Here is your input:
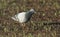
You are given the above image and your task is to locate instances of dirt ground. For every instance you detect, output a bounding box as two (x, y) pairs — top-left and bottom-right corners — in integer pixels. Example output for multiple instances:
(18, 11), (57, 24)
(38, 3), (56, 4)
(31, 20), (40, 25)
(0, 0), (60, 37)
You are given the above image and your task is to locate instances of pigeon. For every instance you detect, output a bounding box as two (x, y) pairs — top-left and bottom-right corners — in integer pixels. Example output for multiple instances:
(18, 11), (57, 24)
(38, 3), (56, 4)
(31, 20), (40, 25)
(11, 9), (35, 23)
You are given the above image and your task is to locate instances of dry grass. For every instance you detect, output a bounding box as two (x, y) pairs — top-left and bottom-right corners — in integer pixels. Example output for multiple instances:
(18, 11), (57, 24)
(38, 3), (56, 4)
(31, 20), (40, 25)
(0, 0), (60, 37)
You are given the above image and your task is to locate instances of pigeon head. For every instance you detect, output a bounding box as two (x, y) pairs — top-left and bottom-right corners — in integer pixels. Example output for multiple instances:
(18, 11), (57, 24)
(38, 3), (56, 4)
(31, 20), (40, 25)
(30, 9), (35, 12)
(28, 9), (35, 14)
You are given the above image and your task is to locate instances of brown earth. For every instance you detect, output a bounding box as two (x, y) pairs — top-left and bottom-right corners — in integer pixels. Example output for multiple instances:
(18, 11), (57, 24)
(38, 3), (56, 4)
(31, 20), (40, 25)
(0, 0), (60, 37)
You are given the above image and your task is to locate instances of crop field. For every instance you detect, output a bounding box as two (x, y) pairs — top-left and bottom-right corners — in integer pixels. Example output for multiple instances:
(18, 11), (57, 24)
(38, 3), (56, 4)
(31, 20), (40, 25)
(0, 0), (60, 37)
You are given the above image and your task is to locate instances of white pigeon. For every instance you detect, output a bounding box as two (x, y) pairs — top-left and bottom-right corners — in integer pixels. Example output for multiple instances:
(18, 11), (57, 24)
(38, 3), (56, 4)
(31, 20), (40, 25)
(11, 9), (35, 23)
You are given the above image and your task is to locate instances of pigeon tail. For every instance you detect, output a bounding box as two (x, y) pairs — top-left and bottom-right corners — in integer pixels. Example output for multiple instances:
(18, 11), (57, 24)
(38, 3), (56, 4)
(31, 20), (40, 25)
(11, 16), (18, 21)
